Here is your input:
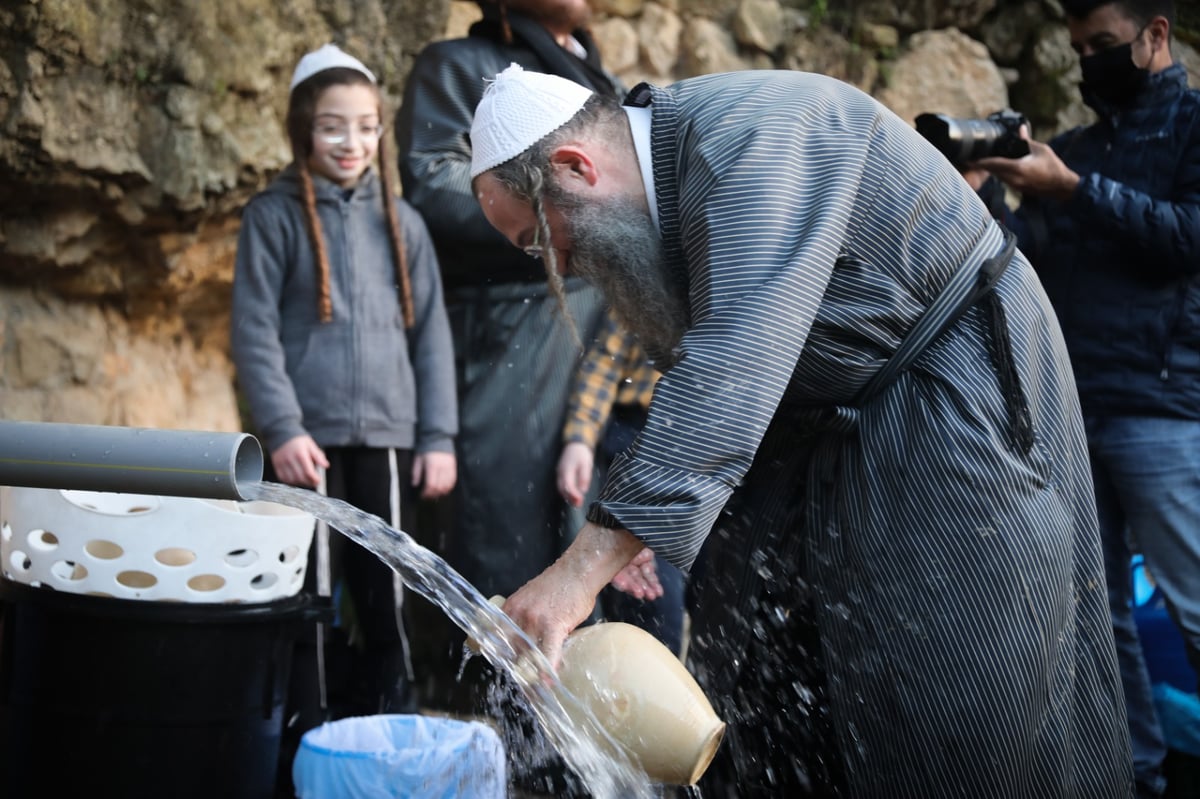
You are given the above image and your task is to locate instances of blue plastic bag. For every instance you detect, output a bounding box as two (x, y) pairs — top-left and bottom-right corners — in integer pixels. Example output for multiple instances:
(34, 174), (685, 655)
(1153, 683), (1200, 758)
(1132, 555), (1198, 692)
(1131, 556), (1200, 756)
(293, 714), (506, 798)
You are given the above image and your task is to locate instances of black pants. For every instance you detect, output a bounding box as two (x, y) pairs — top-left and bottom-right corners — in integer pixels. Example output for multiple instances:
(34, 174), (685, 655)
(275, 446), (419, 797)
(323, 446), (418, 714)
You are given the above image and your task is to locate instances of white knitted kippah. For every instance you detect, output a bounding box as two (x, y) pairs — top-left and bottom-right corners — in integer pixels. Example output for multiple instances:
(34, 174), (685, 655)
(290, 43), (376, 92)
(469, 63), (593, 178)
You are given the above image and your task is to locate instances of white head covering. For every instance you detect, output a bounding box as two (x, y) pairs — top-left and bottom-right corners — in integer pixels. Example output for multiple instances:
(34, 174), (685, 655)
(469, 63), (593, 178)
(290, 43), (376, 92)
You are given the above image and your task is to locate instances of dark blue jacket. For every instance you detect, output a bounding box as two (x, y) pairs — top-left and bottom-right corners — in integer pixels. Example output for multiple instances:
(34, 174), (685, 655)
(1013, 63), (1200, 419)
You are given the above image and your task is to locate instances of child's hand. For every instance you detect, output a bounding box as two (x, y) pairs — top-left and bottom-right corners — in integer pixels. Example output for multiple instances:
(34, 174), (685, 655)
(271, 435), (329, 488)
(414, 451), (456, 499)
(556, 441), (594, 508)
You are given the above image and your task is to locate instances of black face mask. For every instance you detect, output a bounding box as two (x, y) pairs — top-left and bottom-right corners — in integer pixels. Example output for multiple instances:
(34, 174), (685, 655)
(1079, 30), (1151, 109)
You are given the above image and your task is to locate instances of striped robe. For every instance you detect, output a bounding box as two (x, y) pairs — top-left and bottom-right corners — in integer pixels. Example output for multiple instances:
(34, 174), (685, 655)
(588, 72), (1133, 797)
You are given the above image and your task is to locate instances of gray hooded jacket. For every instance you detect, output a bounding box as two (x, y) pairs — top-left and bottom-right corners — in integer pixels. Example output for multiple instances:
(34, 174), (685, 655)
(231, 165), (456, 455)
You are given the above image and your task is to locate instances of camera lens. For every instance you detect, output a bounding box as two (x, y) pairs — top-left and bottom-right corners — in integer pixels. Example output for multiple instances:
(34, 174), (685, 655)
(915, 113), (1006, 165)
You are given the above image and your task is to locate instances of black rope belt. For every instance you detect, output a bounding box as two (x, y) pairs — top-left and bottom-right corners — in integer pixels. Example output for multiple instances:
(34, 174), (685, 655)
(854, 225), (1017, 408)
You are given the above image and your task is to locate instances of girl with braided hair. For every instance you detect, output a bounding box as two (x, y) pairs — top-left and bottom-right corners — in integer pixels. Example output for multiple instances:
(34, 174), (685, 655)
(231, 44), (457, 729)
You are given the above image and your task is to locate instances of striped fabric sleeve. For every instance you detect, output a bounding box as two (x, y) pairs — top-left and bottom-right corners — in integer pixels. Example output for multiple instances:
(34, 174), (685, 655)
(591, 84), (874, 570)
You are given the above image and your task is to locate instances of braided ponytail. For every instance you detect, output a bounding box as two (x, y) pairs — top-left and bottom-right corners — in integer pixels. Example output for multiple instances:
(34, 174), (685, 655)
(377, 133), (415, 328)
(298, 164), (334, 322)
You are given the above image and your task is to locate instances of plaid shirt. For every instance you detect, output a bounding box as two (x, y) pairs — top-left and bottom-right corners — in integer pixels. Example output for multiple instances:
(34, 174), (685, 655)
(563, 309), (659, 449)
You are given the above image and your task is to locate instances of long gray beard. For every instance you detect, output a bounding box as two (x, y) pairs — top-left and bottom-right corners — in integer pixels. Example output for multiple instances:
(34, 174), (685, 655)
(560, 193), (688, 368)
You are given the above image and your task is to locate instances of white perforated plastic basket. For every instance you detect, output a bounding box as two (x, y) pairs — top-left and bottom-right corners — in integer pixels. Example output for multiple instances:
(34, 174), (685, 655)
(0, 486), (315, 603)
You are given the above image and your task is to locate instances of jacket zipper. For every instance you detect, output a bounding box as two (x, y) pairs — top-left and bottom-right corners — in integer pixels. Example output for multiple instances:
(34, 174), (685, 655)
(341, 194), (364, 441)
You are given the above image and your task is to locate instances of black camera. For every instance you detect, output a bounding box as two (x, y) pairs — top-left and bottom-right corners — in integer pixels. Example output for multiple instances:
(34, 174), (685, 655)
(914, 109), (1030, 169)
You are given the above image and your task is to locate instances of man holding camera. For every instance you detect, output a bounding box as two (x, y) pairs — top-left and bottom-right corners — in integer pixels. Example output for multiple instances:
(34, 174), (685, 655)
(970, 2), (1200, 796)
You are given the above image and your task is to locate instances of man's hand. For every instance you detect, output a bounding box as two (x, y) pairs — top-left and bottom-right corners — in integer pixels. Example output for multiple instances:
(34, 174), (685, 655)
(611, 547), (664, 601)
(960, 167), (991, 191)
(414, 451), (456, 499)
(973, 133), (1080, 201)
(503, 522), (646, 669)
(556, 441), (594, 507)
(271, 434), (329, 488)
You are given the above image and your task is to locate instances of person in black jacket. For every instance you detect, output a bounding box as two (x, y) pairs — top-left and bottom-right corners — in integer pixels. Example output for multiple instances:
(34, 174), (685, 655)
(394, 3), (618, 792)
(970, 2), (1200, 796)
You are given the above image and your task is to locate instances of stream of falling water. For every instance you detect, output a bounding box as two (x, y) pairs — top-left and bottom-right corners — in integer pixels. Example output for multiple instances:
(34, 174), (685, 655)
(246, 481), (656, 799)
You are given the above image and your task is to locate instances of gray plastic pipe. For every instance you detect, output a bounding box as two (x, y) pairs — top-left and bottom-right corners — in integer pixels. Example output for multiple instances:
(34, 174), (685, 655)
(0, 421), (264, 501)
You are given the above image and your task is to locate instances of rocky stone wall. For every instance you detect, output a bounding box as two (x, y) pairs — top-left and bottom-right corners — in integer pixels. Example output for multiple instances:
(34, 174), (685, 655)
(0, 0), (447, 429)
(0, 0), (1196, 432)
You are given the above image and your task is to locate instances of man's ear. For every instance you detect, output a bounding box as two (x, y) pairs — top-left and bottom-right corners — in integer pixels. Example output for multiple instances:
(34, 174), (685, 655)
(548, 145), (600, 188)
(1144, 15), (1174, 70)
(1148, 15), (1170, 49)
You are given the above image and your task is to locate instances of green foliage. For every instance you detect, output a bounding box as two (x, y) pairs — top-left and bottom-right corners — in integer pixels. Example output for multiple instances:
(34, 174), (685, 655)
(878, 61), (893, 88)
(810, 0), (829, 28)
(1173, 0), (1198, 48)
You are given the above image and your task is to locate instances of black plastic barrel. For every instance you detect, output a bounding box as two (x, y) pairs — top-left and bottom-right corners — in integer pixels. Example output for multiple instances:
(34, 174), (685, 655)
(0, 578), (322, 799)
